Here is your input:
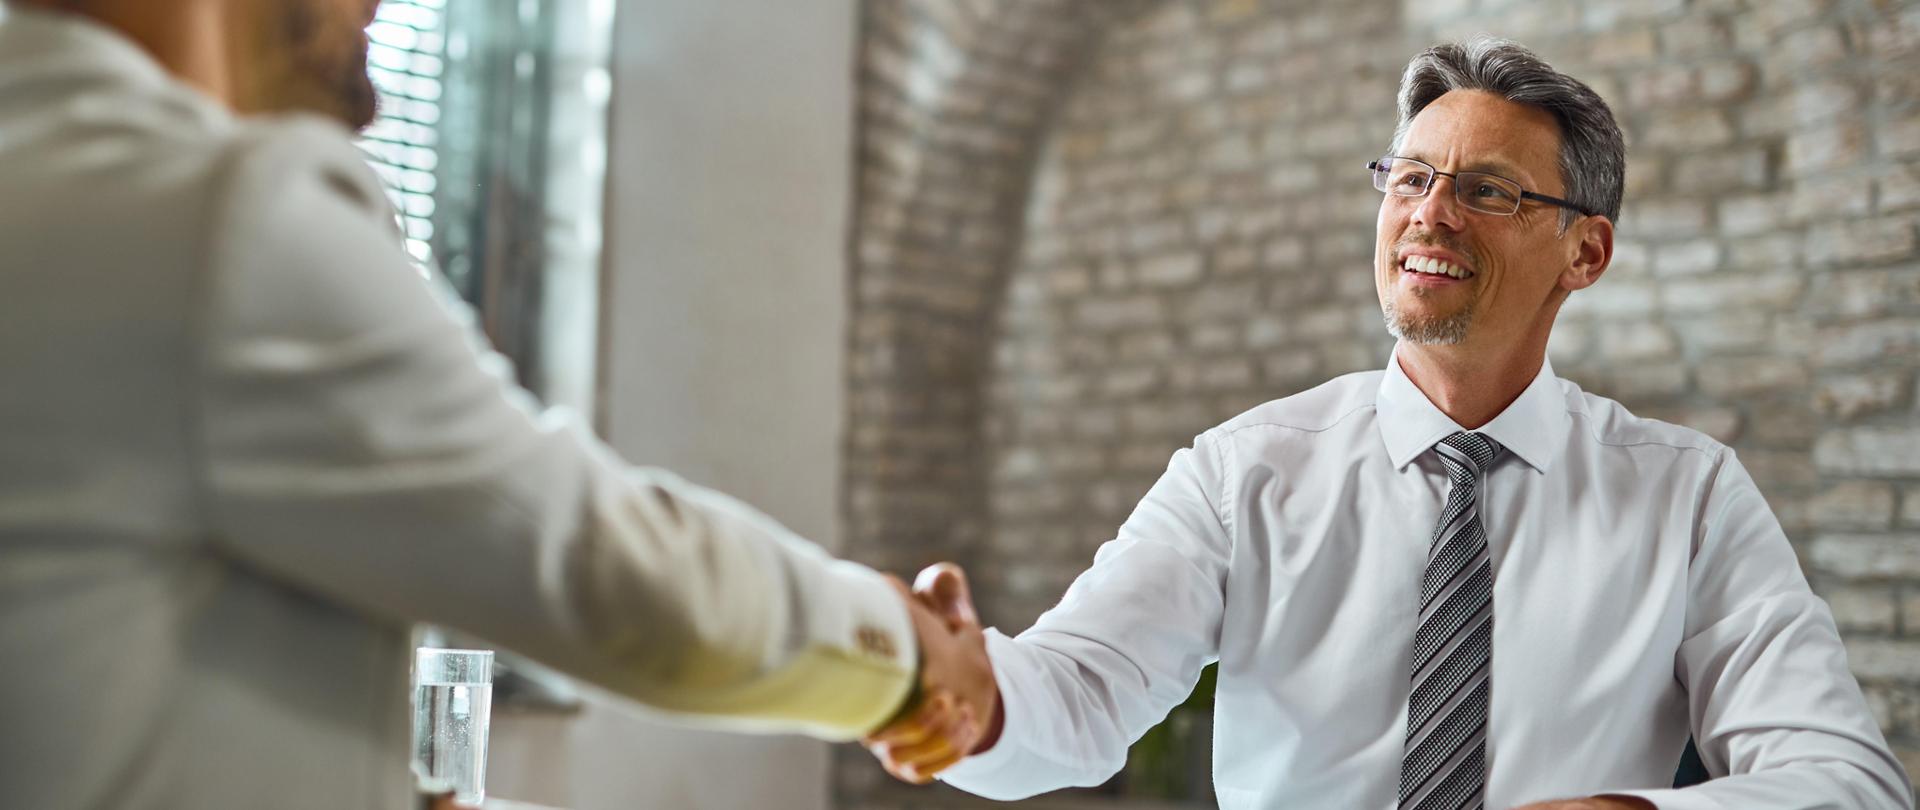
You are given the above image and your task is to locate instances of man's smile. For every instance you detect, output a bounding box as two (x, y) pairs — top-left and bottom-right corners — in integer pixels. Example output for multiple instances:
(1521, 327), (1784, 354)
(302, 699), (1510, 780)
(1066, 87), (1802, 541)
(1395, 246), (1478, 288)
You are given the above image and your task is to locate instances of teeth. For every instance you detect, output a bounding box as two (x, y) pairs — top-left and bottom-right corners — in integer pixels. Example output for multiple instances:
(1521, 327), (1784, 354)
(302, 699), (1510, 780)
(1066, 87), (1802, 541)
(1404, 256), (1469, 279)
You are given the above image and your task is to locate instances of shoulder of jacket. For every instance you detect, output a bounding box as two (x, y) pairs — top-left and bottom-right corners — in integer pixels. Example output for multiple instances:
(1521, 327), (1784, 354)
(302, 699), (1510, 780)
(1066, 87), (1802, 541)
(215, 115), (394, 223)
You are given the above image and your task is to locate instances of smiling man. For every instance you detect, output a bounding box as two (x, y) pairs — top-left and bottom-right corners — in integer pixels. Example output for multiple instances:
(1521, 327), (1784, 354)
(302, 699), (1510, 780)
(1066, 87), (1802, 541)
(865, 38), (1914, 809)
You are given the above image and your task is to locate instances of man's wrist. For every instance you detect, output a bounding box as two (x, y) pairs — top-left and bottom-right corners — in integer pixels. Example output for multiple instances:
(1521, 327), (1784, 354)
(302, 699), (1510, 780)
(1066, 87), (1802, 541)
(969, 694), (1005, 755)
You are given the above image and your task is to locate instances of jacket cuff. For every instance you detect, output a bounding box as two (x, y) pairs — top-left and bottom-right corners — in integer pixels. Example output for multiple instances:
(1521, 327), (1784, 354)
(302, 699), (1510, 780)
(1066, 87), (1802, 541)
(821, 559), (919, 738)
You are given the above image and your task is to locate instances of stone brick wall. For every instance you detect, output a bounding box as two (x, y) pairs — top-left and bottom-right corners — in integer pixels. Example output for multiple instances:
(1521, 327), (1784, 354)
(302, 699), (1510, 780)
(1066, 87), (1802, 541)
(843, 0), (1920, 804)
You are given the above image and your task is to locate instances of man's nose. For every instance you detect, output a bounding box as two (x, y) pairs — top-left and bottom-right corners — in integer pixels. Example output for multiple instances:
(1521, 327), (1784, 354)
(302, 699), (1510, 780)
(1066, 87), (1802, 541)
(1410, 175), (1466, 232)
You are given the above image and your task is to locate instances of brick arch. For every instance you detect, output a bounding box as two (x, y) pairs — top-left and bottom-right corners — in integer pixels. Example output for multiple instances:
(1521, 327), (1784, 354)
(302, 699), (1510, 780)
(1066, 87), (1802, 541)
(976, 0), (1410, 628)
(841, 0), (1156, 581)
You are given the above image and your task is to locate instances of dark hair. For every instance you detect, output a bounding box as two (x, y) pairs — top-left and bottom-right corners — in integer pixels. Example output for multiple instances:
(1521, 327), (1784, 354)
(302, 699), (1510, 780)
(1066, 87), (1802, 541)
(1391, 36), (1626, 228)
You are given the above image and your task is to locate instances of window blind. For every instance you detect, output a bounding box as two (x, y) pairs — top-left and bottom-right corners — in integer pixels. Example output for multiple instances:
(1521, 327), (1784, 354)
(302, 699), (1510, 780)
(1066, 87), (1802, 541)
(359, 0), (448, 263)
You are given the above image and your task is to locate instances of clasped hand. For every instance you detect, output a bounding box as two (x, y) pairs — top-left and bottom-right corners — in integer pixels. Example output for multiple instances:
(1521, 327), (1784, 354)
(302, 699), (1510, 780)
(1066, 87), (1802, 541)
(863, 563), (1000, 784)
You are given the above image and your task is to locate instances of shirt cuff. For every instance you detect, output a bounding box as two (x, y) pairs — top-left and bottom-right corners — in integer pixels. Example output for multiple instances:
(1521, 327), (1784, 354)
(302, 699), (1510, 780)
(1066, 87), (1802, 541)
(938, 629), (1028, 786)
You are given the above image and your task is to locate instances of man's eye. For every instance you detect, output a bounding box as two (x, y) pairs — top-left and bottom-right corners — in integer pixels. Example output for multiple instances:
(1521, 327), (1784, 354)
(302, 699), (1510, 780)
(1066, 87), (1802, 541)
(1472, 182), (1515, 199)
(1395, 173), (1431, 189)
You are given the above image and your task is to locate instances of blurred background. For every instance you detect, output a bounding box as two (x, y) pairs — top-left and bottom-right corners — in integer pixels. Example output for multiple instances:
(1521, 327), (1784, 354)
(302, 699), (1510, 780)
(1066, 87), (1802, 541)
(358, 0), (1920, 807)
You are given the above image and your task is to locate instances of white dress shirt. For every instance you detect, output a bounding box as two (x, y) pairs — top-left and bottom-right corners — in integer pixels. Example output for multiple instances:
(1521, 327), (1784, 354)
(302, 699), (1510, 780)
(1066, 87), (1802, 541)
(0, 10), (915, 810)
(940, 348), (1912, 809)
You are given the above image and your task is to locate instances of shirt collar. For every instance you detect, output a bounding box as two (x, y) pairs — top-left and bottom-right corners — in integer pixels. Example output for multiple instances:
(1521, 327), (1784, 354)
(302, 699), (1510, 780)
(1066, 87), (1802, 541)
(1374, 343), (1570, 474)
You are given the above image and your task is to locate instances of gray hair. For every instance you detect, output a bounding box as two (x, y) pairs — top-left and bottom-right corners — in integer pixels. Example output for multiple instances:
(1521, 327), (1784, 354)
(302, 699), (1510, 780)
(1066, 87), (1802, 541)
(1389, 37), (1626, 230)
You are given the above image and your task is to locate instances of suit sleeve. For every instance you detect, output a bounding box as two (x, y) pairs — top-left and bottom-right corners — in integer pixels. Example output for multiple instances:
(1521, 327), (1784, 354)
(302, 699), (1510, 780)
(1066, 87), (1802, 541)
(190, 120), (915, 741)
(1604, 450), (1913, 810)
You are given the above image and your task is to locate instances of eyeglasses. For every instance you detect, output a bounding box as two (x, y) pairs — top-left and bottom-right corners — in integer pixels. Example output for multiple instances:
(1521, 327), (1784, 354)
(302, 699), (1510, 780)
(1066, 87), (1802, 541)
(1367, 156), (1596, 218)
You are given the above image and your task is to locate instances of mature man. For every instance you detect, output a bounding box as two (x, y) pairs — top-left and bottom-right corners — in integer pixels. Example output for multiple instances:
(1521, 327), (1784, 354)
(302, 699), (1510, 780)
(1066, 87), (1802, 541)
(867, 39), (1914, 809)
(0, 1), (976, 808)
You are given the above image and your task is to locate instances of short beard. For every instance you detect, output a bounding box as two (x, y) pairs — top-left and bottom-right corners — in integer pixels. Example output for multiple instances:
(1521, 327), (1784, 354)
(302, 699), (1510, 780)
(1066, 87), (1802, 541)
(1382, 293), (1475, 345)
(283, 1), (380, 130)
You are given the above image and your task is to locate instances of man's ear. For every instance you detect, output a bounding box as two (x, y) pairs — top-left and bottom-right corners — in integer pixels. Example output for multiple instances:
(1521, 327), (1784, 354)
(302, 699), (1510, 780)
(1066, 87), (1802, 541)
(1560, 215), (1614, 293)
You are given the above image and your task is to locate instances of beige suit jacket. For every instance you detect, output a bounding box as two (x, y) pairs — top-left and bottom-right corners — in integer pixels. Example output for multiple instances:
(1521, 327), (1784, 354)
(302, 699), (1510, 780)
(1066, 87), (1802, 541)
(0, 9), (914, 809)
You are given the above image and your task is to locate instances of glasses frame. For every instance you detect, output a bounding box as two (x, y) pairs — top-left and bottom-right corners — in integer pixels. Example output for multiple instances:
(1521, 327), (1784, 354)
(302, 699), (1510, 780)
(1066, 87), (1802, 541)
(1367, 156), (1597, 218)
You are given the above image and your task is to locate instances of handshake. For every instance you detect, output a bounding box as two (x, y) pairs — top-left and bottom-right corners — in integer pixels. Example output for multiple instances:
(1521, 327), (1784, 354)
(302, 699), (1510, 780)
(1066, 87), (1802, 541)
(863, 563), (1001, 784)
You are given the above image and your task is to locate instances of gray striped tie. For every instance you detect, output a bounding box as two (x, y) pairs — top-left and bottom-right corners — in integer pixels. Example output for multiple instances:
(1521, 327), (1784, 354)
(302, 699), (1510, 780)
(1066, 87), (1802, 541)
(1400, 431), (1500, 810)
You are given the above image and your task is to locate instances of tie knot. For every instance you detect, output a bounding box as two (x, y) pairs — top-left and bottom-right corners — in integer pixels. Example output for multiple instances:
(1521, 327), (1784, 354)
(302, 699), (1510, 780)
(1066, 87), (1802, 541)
(1437, 431), (1500, 475)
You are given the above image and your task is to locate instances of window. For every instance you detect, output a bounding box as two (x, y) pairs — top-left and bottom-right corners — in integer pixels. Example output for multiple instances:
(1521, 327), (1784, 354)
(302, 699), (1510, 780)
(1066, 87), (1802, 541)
(360, 0), (447, 265)
(362, 0), (614, 712)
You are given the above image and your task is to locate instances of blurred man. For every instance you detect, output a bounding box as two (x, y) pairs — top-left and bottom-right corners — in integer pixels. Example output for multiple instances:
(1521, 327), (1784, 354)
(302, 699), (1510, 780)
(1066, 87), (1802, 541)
(868, 38), (1914, 809)
(0, 1), (977, 808)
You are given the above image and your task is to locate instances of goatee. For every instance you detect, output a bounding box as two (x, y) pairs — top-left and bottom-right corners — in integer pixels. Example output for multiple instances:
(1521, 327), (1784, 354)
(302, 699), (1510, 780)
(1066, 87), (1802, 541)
(1382, 293), (1474, 345)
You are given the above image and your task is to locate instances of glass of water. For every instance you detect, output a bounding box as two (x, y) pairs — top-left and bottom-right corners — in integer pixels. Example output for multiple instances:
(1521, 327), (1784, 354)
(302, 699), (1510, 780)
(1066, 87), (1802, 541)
(412, 648), (494, 806)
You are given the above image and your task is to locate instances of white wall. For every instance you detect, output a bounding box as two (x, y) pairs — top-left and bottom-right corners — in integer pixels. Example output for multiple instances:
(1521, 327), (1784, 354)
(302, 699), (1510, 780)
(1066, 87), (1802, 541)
(490, 0), (856, 808)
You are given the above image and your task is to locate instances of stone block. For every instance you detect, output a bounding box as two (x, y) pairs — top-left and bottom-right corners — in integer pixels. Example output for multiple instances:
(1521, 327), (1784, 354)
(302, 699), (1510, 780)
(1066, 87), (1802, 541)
(1589, 28), (1660, 66)
(1264, 352), (1319, 385)
(1662, 272), (1805, 313)
(1841, 638), (1920, 681)
(1196, 358), (1256, 390)
(1318, 342), (1378, 376)
(1187, 322), (1240, 352)
(1725, 233), (1805, 272)
(1749, 406), (1821, 449)
(1621, 199), (1711, 239)
(1879, 160), (1920, 213)
(1102, 366), (1162, 398)
(1786, 123), (1867, 175)
(1718, 194), (1788, 237)
(1698, 356), (1809, 396)
(1740, 447), (1822, 490)
(1137, 252), (1205, 287)
(1815, 427), (1920, 475)
(1812, 534), (1920, 579)
(1183, 281), (1263, 319)
(1605, 362), (1692, 401)
(1698, 59), (1757, 103)
(1791, 80), (1864, 127)
(1824, 584), (1899, 633)
(1807, 481), (1899, 530)
(1883, 117), (1920, 158)
(1564, 280), (1660, 318)
(1672, 310), (1772, 355)
(1653, 239), (1724, 276)
(1075, 295), (1165, 331)
(1292, 307), (1356, 341)
(1787, 173), (1874, 224)
(1813, 372), (1910, 421)
(1640, 109), (1736, 149)
(1262, 236), (1308, 268)
(1672, 147), (1771, 194)
(1626, 65), (1697, 107)
(1813, 320), (1920, 368)
(1806, 217), (1917, 267)
(1658, 16), (1731, 57)
(1597, 321), (1680, 361)
(1808, 268), (1920, 322)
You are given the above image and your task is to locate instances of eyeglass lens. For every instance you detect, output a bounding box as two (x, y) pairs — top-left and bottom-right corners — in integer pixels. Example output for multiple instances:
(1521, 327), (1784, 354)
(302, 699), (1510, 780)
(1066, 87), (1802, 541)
(1372, 158), (1524, 215)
